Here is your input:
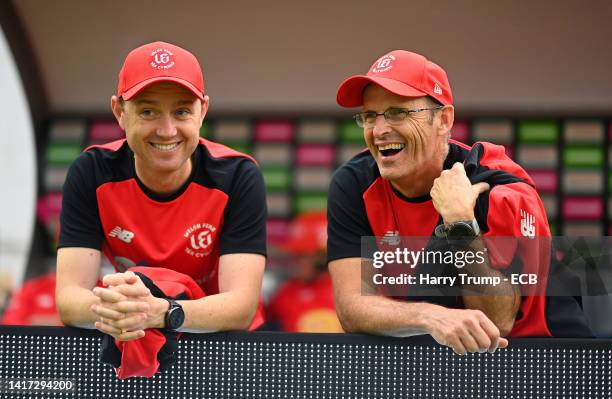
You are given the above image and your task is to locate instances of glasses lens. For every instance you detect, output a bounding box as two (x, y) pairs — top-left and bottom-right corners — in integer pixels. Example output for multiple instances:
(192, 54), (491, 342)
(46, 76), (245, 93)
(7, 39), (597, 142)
(353, 113), (366, 127)
(384, 108), (408, 123)
(363, 112), (378, 126)
(354, 112), (378, 127)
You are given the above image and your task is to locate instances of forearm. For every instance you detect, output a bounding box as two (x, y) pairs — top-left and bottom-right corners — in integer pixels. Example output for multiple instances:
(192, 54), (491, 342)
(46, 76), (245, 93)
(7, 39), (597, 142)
(148, 291), (259, 333)
(56, 286), (100, 329)
(336, 293), (443, 337)
(462, 292), (519, 336)
(458, 238), (520, 335)
(330, 256), (509, 354)
(56, 247), (103, 329)
(332, 257), (445, 337)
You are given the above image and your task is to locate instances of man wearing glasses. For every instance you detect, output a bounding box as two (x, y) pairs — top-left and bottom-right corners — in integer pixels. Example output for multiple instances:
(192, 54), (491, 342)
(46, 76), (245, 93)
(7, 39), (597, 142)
(327, 50), (588, 355)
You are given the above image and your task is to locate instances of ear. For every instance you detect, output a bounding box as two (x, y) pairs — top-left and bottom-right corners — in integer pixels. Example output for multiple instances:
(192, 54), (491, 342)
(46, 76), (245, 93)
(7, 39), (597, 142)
(199, 95), (210, 126)
(437, 105), (454, 137)
(110, 96), (126, 131)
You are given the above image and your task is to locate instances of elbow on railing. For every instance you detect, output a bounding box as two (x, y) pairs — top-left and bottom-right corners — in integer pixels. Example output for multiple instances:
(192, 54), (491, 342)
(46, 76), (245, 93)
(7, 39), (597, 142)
(333, 298), (365, 334)
(56, 302), (82, 328)
(233, 300), (260, 331)
(55, 288), (95, 329)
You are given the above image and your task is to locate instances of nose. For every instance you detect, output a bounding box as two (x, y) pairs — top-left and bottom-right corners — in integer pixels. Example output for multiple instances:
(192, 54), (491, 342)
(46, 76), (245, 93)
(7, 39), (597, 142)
(371, 114), (391, 138)
(156, 114), (178, 138)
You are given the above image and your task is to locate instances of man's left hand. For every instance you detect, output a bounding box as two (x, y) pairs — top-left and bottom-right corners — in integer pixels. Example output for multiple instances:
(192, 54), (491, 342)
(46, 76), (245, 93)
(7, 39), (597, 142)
(91, 271), (168, 341)
(431, 162), (490, 224)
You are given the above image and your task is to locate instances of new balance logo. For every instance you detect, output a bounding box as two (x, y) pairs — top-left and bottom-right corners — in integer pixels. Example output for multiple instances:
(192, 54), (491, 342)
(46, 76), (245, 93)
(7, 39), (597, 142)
(381, 230), (400, 246)
(433, 83), (443, 95)
(109, 226), (135, 243)
(520, 210), (535, 239)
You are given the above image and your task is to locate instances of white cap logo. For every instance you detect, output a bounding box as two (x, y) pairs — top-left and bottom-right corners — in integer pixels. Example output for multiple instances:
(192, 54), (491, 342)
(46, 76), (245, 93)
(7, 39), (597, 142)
(372, 55), (396, 73)
(433, 83), (443, 95)
(150, 48), (175, 70)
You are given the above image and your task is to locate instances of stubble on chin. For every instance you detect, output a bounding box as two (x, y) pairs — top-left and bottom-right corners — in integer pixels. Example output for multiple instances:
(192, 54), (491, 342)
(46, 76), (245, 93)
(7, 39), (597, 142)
(378, 161), (404, 182)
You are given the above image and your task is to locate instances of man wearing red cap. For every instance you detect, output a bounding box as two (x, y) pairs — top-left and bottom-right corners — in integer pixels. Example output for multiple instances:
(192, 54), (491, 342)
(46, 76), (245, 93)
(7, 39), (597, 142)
(329, 50), (591, 354)
(56, 41), (266, 341)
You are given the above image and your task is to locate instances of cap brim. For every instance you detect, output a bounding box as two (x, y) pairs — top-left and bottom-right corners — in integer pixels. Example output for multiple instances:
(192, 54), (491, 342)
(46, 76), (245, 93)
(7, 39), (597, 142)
(336, 75), (427, 107)
(121, 77), (205, 101)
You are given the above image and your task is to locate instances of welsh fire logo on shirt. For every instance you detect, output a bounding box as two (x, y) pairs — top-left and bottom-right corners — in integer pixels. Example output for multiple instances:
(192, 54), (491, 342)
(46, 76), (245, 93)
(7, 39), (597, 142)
(184, 223), (217, 257)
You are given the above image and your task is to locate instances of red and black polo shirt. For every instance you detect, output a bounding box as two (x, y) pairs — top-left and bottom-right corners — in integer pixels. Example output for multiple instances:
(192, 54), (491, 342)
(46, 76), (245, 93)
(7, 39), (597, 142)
(327, 139), (592, 338)
(59, 138), (266, 315)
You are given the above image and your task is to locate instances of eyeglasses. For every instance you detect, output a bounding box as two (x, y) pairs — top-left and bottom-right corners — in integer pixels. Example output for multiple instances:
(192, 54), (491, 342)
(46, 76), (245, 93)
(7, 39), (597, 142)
(353, 106), (443, 128)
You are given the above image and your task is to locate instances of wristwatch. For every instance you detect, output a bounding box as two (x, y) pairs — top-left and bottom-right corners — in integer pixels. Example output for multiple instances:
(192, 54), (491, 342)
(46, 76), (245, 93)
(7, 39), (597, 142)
(164, 299), (185, 331)
(435, 219), (480, 244)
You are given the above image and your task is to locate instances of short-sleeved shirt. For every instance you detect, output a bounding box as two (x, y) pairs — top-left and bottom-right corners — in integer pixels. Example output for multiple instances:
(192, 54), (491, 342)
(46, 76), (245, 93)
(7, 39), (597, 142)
(59, 138), (267, 299)
(327, 139), (590, 337)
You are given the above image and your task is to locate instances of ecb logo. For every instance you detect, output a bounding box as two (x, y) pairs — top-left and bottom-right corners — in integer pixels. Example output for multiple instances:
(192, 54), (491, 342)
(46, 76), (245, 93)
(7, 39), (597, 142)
(372, 55), (396, 73)
(150, 49), (175, 70)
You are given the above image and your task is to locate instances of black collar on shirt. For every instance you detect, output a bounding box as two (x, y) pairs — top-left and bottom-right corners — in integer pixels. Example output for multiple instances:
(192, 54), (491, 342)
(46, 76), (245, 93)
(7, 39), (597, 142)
(131, 146), (200, 203)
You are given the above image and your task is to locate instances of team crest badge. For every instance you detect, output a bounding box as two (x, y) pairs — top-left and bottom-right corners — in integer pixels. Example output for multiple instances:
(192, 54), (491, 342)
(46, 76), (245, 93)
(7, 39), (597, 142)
(150, 48), (175, 70)
(372, 55), (396, 73)
(184, 223), (218, 257)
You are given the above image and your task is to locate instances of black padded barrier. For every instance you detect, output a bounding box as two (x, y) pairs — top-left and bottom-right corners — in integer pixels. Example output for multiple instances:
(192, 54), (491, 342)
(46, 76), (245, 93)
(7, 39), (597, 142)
(0, 326), (610, 398)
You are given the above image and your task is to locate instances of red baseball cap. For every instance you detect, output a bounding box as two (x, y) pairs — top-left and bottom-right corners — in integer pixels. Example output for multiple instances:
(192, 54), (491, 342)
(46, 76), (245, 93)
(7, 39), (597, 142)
(282, 212), (327, 255)
(336, 50), (452, 107)
(117, 41), (205, 101)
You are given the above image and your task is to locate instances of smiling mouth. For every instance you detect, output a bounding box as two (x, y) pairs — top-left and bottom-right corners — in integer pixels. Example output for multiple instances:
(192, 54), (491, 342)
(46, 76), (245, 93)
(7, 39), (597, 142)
(378, 143), (405, 157)
(150, 142), (180, 152)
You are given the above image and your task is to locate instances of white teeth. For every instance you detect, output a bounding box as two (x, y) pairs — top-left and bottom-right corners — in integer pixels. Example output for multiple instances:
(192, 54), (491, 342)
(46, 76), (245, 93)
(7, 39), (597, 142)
(378, 143), (405, 151)
(151, 143), (179, 151)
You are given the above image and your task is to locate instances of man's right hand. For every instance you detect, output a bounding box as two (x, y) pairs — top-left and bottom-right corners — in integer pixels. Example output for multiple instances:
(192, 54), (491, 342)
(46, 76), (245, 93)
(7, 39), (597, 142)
(91, 271), (152, 341)
(425, 307), (509, 355)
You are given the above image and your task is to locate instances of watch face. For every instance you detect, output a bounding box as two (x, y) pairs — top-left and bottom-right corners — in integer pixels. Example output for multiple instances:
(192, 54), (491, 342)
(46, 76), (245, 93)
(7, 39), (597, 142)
(168, 307), (185, 330)
(447, 222), (476, 238)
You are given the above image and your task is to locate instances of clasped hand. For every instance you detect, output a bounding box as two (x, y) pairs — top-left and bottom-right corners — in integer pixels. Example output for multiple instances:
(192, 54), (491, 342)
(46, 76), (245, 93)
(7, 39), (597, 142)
(90, 271), (165, 341)
(430, 162), (490, 224)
